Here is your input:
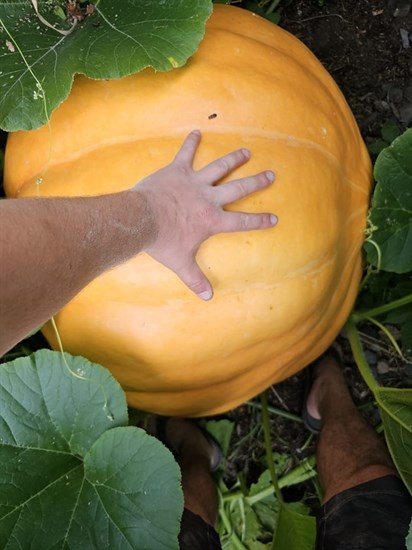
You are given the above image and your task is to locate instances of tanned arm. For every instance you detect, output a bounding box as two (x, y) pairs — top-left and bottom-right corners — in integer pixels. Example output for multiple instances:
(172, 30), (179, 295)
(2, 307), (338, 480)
(0, 131), (277, 355)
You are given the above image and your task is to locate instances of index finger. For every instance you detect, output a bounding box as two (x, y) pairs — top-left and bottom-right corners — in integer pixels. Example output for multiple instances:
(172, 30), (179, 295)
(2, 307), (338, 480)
(198, 148), (251, 184)
(174, 130), (202, 166)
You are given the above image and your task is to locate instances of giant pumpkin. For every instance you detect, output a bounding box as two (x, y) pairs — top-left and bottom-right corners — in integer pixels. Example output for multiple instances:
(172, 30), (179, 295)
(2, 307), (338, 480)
(4, 5), (372, 416)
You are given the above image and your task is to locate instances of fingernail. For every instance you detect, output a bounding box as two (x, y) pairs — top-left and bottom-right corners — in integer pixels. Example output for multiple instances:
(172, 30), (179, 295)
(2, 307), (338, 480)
(266, 170), (275, 182)
(270, 214), (278, 225)
(241, 148), (251, 159)
(192, 129), (201, 136)
(198, 289), (213, 301)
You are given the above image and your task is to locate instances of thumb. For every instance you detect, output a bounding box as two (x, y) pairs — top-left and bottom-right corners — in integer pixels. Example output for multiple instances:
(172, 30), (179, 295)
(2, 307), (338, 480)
(177, 261), (214, 301)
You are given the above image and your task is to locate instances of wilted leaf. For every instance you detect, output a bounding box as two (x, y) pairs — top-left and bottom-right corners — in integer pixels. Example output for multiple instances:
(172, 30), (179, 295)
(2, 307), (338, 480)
(228, 498), (273, 549)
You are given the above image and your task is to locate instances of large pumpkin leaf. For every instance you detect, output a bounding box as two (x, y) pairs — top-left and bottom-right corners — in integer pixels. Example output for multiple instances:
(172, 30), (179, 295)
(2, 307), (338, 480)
(0, 350), (183, 549)
(0, 0), (212, 131)
(364, 128), (412, 273)
(375, 386), (412, 494)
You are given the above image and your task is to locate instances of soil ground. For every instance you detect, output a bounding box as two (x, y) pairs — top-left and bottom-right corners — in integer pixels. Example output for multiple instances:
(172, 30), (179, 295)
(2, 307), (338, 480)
(223, 0), (412, 507)
(281, 0), (412, 139)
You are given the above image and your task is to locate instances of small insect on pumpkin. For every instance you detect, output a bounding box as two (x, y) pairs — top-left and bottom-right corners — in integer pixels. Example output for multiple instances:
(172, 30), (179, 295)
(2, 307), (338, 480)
(4, 5), (372, 416)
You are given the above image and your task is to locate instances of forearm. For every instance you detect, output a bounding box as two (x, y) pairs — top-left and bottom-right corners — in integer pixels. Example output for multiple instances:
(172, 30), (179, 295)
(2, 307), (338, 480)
(0, 190), (153, 355)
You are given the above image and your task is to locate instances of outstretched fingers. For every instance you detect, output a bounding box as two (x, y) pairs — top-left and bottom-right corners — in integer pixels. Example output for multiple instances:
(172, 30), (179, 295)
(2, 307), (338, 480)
(216, 170), (275, 205)
(199, 148), (252, 183)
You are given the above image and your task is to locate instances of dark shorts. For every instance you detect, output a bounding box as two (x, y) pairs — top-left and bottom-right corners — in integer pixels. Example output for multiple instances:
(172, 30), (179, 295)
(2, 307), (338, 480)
(316, 475), (412, 550)
(179, 509), (222, 550)
(179, 475), (412, 550)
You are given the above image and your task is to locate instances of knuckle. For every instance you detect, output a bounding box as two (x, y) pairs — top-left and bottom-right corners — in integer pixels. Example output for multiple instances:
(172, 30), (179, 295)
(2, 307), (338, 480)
(236, 180), (250, 197)
(238, 214), (251, 231)
(217, 158), (230, 173)
(238, 213), (268, 231)
(174, 163), (191, 177)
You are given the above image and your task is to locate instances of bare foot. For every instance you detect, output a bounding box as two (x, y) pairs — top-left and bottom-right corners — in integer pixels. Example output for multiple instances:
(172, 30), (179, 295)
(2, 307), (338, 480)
(306, 350), (349, 422)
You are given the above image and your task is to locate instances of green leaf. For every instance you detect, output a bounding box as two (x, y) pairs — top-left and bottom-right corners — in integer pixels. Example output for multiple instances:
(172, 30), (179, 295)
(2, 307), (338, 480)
(356, 271), (412, 314)
(272, 504), (316, 550)
(401, 321), (412, 358)
(219, 469), (279, 549)
(75, 427), (183, 549)
(249, 468), (276, 497)
(384, 305), (412, 356)
(203, 418), (234, 457)
(365, 129), (412, 273)
(0, 350), (183, 548)
(228, 498), (274, 549)
(0, 0), (213, 131)
(406, 518), (412, 550)
(265, 12), (281, 24)
(375, 386), (412, 494)
(367, 138), (389, 156)
(381, 119), (401, 144)
(220, 466), (317, 550)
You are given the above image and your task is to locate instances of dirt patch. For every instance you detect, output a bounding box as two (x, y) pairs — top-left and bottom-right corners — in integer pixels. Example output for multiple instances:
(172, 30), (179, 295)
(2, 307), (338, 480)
(280, 0), (412, 140)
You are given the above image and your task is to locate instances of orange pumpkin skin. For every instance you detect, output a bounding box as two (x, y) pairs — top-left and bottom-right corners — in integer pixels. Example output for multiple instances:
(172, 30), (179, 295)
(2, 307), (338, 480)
(4, 5), (372, 416)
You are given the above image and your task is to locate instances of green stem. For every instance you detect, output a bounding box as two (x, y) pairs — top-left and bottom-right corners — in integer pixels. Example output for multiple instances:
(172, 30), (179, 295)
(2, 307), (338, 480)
(246, 486), (275, 506)
(222, 456), (317, 506)
(247, 400), (303, 423)
(359, 264), (377, 291)
(266, 0), (281, 14)
(312, 476), (324, 502)
(352, 294), (412, 322)
(218, 490), (248, 550)
(260, 391), (284, 504)
(361, 315), (408, 361)
(345, 318), (379, 393)
(277, 455), (317, 489)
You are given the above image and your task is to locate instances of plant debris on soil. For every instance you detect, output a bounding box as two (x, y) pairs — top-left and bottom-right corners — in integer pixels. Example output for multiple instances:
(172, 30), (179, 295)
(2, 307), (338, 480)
(222, 0), (412, 508)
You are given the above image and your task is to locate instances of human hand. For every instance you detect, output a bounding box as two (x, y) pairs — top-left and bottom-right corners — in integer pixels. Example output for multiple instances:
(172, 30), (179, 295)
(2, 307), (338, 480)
(136, 130), (277, 300)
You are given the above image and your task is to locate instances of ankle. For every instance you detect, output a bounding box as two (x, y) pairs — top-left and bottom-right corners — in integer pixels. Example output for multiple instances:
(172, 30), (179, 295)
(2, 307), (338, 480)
(317, 382), (356, 419)
(308, 356), (351, 420)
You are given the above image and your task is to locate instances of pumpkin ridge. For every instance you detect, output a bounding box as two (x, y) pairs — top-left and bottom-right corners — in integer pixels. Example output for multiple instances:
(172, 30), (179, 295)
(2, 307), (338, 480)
(23, 128), (367, 197)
